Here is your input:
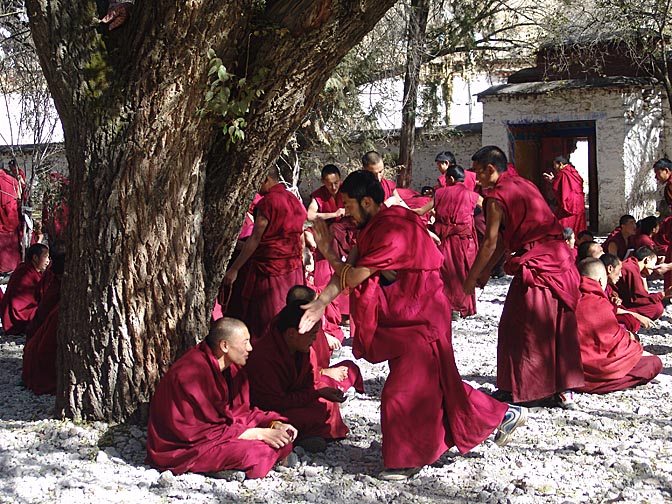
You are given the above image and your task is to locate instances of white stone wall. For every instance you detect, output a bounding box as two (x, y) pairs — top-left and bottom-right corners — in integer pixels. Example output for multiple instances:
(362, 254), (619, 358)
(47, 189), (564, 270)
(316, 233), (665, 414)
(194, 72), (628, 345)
(480, 85), (667, 232)
(299, 130), (482, 201)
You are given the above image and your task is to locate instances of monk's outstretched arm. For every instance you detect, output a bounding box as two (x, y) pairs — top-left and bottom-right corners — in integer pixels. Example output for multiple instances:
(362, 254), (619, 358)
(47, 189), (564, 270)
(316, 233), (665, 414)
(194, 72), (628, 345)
(222, 215), (269, 286)
(464, 198), (504, 294)
(413, 199), (434, 216)
(307, 198), (344, 221)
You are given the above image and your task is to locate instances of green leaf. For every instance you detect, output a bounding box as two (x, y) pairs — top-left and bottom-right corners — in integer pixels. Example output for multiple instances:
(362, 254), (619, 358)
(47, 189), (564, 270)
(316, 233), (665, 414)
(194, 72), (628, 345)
(217, 65), (228, 81)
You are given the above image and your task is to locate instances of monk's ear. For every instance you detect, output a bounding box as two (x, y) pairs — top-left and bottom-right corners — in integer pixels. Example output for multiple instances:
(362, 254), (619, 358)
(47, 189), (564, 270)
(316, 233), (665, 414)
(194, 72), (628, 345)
(218, 339), (229, 354)
(361, 195), (374, 210)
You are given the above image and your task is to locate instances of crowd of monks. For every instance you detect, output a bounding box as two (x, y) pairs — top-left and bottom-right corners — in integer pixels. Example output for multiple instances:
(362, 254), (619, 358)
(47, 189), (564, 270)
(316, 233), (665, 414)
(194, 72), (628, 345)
(5, 148), (671, 481)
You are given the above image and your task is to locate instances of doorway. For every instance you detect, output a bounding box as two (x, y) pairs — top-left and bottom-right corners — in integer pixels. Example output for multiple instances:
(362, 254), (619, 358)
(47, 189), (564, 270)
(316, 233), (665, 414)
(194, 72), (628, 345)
(507, 121), (597, 231)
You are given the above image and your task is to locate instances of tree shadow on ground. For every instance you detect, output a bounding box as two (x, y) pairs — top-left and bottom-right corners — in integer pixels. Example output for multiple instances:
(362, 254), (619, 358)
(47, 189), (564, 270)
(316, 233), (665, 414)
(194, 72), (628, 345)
(460, 374), (497, 386)
(0, 354), (55, 421)
(643, 344), (672, 355)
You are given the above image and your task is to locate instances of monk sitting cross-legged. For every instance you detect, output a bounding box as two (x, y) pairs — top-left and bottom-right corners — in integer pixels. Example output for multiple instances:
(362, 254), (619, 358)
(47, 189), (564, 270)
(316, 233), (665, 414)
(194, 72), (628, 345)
(246, 301), (350, 453)
(575, 258), (662, 394)
(615, 246), (669, 321)
(0, 243), (50, 335)
(285, 285), (363, 396)
(145, 318), (298, 479)
(300, 170), (526, 481)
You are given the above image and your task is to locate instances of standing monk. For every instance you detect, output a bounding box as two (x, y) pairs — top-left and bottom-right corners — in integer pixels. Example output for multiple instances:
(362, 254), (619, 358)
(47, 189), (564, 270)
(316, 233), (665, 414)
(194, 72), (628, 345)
(653, 158), (672, 289)
(465, 146), (584, 407)
(146, 318), (297, 479)
(222, 167), (307, 340)
(299, 170), (526, 481)
(361, 151), (408, 208)
(415, 165), (481, 316)
(543, 156), (586, 234)
(434, 151), (477, 192)
(0, 160), (24, 272)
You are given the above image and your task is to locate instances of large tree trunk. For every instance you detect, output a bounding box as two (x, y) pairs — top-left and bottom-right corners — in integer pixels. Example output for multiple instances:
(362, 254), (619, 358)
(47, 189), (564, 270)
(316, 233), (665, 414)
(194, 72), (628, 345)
(26, 0), (395, 422)
(397, 0), (430, 188)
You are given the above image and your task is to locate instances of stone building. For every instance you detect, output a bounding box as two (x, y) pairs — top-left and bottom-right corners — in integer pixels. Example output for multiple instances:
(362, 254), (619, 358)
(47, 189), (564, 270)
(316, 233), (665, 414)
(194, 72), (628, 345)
(477, 42), (671, 232)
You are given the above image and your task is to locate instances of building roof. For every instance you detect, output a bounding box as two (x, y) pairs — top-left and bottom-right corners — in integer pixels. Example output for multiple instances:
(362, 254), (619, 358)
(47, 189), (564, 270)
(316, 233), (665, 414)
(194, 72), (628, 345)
(477, 76), (657, 100)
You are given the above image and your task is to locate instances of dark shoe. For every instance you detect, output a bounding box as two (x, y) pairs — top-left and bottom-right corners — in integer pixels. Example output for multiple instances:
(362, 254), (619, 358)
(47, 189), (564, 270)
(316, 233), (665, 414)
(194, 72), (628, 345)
(494, 405), (527, 447)
(490, 265), (506, 278)
(295, 436), (327, 453)
(378, 467), (422, 481)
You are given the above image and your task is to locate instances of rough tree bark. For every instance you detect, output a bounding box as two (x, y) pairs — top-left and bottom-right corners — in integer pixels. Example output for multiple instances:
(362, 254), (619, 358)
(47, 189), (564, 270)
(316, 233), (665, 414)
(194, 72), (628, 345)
(26, 0), (395, 422)
(397, 0), (430, 188)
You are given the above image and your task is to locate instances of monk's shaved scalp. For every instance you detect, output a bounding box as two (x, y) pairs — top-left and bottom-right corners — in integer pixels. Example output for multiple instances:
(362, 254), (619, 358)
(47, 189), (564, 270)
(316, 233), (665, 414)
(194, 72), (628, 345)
(600, 253), (621, 269)
(206, 317), (248, 351)
(446, 165), (465, 182)
(276, 301), (305, 333)
(577, 240), (602, 261)
(619, 214), (635, 226)
(286, 285), (316, 304)
(361, 150), (383, 168)
(578, 257), (607, 280)
(471, 145), (508, 173)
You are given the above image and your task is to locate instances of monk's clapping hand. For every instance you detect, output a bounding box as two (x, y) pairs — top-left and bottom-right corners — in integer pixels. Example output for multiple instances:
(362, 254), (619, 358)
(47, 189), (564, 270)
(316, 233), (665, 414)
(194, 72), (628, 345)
(311, 218), (334, 252)
(317, 387), (346, 403)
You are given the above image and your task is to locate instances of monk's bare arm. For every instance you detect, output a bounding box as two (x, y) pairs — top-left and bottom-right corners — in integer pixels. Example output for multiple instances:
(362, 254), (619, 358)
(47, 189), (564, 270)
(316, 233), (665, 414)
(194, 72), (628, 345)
(307, 198), (344, 221)
(607, 241), (618, 256)
(222, 215), (269, 286)
(386, 188), (410, 209)
(413, 199), (434, 216)
(464, 199), (503, 294)
(238, 426), (294, 448)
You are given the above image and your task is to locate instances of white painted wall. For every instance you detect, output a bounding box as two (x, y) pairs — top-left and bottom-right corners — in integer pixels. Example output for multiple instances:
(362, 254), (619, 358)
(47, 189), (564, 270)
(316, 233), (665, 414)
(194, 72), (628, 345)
(480, 86), (667, 232)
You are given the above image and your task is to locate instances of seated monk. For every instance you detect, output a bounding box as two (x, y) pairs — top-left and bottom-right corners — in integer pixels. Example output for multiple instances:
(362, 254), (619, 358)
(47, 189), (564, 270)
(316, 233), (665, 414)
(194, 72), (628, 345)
(25, 247), (65, 341)
(246, 301), (349, 452)
(602, 215), (636, 259)
(576, 240), (603, 264)
(575, 258), (662, 393)
(629, 216), (662, 254)
(575, 230), (594, 247)
(285, 285), (363, 395)
(146, 318), (298, 479)
(599, 253), (654, 333)
(22, 305), (59, 395)
(563, 227), (577, 261)
(0, 243), (50, 335)
(615, 246), (668, 320)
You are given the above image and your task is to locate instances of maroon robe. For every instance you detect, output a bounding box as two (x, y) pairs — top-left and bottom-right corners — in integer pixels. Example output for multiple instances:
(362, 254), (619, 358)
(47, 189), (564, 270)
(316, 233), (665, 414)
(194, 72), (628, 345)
(434, 183), (480, 316)
(551, 163), (586, 233)
(309, 185), (351, 333)
(0, 261), (42, 335)
(351, 205), (507, 468)
(615, 256), (664, 320)
(226, 184), (307, 340)
(0, 169), (22, 272)
(602, 228), (629, 259)
(25, 274), (60, 341)
(629, 232), (657, 252)
(436, 171), (477, 192)
(654, 216), (672, 256)
(22, 304), (59, 395)
(380, 178), (397, 201)
(486, 174), (584, 403)
(146, 341), (291, 479)
(41, 173), (69, 244)
(245, 324), (349, 440)
(575, 277), (660, 393)
(605, 284), (642, 333)
(310, 323), (364, 394)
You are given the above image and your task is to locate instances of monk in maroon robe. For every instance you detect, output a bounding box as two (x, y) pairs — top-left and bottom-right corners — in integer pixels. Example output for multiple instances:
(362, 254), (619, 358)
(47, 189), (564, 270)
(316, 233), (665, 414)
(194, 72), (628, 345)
(25, 248), (64, 341)
(654, 159), (672, 289)
(629, 216), (662, 253)
(146, 318), (297, 479)
(465, 146), (584, 406)
(434, 151), (478, 192)
(0, 244), (49, 335)
(361, 151), (408, 207)
(0, 163), (24, 272)
(22, 304), (59, 395)
(300, 170), (525, 481)
(599, 253), (654, 333)
(603, 215), (637, 259)
(415, 165), (481, 316)
(615, 247), (666, 320)
(575, 259), (662, 393)
(543, 156), (586, 234)
(41, 172), (69, 246)
(246, 302), (349, 449)
(222, 167), (307, 340)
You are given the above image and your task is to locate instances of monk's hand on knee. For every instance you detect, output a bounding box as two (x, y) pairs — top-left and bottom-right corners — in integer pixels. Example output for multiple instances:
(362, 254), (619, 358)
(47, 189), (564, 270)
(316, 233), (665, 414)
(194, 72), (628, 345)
(261, 428), (293, 448)
(318, 387), (345, 403)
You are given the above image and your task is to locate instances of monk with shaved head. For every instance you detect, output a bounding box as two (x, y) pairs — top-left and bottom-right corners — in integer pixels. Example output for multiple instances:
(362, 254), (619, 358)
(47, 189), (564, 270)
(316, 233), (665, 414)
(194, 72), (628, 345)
(146, 317), (298, 479)
(575, 259), (662, 393)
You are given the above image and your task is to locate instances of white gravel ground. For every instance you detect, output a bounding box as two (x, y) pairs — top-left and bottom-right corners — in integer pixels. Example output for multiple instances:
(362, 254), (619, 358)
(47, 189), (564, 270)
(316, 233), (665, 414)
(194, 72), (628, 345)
(2, 275), (672, 503)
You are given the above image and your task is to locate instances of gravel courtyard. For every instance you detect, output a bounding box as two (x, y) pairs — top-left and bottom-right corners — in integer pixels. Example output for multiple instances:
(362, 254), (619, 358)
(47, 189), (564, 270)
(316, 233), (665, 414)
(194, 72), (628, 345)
(1, 275), (672, 503)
